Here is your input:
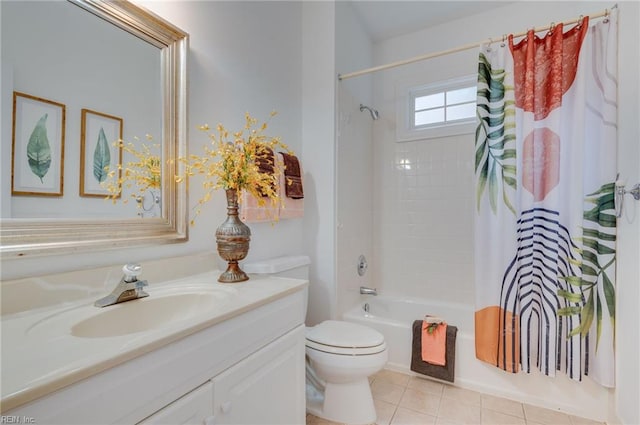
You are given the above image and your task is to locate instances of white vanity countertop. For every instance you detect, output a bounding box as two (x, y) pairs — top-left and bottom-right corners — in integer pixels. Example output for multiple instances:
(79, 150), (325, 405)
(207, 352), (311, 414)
(0, 272), (307, 412)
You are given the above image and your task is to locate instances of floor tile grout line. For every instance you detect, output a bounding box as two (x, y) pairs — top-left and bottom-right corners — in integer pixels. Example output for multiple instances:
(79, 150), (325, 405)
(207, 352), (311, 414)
(434, 388), (443, 422)
(376, 375), (444, 425)
(389, 382), (408, 425)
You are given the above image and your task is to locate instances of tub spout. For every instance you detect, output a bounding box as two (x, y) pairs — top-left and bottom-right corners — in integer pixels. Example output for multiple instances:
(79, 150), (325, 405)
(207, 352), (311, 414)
(360, 286), (377, 296)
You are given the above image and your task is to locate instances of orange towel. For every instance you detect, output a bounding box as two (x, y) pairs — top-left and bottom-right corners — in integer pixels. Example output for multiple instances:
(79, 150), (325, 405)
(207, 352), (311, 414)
(421, 320), (448, 366)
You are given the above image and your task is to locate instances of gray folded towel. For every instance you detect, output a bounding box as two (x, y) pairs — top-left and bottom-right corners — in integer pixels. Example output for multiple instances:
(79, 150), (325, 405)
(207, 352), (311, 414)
(411, 319), (457, 382)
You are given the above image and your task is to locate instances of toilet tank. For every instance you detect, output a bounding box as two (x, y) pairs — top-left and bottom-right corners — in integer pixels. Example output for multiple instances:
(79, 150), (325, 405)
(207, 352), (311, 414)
(243, 255), (310, 279)
(244, 256), (310, 318)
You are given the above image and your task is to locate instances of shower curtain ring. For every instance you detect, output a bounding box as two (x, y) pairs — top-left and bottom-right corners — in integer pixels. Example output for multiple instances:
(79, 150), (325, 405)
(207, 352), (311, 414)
(501, 34), (506, 47)
(548, 22), (555, 35)
(486, 37), (493, 51)
(604, 8), (609, 23)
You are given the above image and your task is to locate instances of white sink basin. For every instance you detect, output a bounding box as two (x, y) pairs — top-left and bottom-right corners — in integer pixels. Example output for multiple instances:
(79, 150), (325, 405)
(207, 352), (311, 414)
(25, 284), (237, 339)
(72, 291), (230, 338)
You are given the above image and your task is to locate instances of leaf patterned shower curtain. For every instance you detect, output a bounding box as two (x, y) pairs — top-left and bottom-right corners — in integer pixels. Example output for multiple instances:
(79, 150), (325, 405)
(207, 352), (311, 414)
(474, 10), (618, 387)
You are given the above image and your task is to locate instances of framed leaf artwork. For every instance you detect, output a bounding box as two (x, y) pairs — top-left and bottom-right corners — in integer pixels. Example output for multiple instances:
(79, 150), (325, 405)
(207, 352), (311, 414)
(11, 92), (66, 196)
(79, 109), (123, 197)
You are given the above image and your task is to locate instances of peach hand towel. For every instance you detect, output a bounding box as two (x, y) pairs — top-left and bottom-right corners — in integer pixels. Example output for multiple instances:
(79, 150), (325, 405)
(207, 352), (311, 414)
(240, 189), (279, 222)
(421, 320), (448, 366)
(240, 147), (279, 222)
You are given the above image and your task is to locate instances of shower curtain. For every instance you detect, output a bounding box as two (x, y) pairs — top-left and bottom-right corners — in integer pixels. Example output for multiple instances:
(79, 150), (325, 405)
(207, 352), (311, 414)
(474, 11), (618, 387)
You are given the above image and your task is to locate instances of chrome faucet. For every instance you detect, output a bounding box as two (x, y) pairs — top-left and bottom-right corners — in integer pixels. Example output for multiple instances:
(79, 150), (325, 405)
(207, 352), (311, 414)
(95, 264), (149, 308)
(359, 286), (377, 296)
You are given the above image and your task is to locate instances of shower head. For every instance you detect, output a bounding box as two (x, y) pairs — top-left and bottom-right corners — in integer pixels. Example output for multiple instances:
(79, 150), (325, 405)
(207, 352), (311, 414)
(360, 104), (379, 120)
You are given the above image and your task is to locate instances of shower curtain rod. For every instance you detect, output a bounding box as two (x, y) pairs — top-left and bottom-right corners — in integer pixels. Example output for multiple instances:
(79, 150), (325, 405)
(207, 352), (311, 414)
(338, 5), (616, 81)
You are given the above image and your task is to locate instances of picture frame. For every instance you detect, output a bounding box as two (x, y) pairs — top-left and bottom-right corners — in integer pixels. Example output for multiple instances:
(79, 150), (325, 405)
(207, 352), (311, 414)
(11, 91), (66, 196)
(80, 108), (123, 198)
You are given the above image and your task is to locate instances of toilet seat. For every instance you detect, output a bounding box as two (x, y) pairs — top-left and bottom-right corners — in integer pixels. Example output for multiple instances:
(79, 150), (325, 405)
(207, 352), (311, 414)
(306, 320), (386, 355)
(306, 340), (386, 356)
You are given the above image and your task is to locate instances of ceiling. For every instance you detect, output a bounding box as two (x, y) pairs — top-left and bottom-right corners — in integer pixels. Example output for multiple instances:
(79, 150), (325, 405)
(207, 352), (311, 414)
(348, 1), (510, 42)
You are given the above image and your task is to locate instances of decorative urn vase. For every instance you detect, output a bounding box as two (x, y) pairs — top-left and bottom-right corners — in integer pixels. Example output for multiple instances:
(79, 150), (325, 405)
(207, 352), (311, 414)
(215, 189), (251, 283)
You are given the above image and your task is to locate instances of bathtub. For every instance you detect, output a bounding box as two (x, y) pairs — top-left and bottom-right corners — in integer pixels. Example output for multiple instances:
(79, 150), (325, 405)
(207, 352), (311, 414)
(343, 296), (613, 421)
(343, 297), (473, 370)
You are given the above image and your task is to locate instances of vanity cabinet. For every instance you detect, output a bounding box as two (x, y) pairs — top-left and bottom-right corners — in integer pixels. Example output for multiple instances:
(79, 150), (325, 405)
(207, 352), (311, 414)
(139, 325), (305, 425)
(140, 382), (214, 425)
(211, 325), (305, 424)
(4, 282), (307, 425)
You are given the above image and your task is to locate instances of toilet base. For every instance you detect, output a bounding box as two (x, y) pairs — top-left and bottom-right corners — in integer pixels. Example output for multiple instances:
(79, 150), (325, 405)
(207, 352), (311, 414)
(306, 378), (376, 425)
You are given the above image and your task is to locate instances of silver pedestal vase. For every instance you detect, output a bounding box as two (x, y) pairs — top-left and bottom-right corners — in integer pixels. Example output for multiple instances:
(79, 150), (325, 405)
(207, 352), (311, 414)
(215, 189), (251, 283)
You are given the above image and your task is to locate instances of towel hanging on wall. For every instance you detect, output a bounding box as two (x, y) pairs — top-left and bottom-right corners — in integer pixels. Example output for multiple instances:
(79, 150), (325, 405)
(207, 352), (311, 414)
(281, 152), (304, 199)
(279, 153), (304, 219)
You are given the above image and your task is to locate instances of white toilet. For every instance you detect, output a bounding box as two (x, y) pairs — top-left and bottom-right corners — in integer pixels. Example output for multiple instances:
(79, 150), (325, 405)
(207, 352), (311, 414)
(243, 256), (388, 425)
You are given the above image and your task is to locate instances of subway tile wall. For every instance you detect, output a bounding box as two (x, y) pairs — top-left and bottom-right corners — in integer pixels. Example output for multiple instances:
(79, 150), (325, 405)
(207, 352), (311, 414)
(374, 134), (476, 305)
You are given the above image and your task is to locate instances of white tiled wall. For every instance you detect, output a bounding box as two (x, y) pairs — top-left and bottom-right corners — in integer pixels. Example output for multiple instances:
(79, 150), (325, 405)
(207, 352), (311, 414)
(374, 133), (475, 305)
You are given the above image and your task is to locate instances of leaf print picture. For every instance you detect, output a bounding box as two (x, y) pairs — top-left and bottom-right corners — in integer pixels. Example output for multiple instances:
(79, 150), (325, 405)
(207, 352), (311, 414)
(80, 109), (123, 198)
(27, 114), (52, 183)
(93, 127), (111, 183)
(11, 92), (66, 196)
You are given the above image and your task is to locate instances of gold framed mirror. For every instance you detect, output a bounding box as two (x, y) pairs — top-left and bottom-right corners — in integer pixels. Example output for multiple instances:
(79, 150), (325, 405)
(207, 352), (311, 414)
(0, 0), (188, 257)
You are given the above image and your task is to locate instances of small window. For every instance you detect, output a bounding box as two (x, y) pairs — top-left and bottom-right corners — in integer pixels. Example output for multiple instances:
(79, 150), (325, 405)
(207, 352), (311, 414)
(397, 76), (477, 142)
(411, 83), (476, 128)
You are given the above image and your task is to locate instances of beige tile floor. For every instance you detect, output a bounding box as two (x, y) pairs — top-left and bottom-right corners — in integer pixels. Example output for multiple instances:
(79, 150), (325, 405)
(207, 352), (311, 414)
(306, 369), (606, 425)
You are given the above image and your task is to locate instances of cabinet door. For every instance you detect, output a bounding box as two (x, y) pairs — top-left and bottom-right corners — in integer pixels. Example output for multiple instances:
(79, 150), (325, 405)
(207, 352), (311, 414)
(138, 381), (214, 425)
(212, 325), (305, 425)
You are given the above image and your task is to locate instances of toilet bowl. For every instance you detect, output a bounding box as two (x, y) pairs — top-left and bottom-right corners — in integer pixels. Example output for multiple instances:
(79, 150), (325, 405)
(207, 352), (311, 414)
(305, 320), (388, 424)
(243, 256), (388, 425)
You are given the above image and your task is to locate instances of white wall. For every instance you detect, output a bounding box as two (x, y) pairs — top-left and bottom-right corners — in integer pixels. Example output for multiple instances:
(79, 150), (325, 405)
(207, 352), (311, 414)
(1, 1), (305, 281)
(371, 1), (639, 422)
(335, 1), (375, 318)
(301, 1), (336, 326)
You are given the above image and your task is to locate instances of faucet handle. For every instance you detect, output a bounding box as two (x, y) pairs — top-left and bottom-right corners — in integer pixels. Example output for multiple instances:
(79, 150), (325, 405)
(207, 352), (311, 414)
(135, 279), (148, 288)
(122, 263), (143, 282)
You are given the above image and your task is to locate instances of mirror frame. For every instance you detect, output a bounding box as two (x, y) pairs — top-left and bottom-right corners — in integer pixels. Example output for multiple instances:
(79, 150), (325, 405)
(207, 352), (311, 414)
(1, 0), (188, 258)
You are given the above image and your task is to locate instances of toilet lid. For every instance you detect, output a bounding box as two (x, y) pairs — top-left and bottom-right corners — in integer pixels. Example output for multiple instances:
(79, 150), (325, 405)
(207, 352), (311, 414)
(306, 320), (385, 349)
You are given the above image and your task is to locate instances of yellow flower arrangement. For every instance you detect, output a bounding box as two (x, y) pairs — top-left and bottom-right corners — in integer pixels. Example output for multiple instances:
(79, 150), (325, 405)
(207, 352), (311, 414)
(103, 135), (161, 205)
(103, 112), (292, 225)
(178, 111), (292, 224)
